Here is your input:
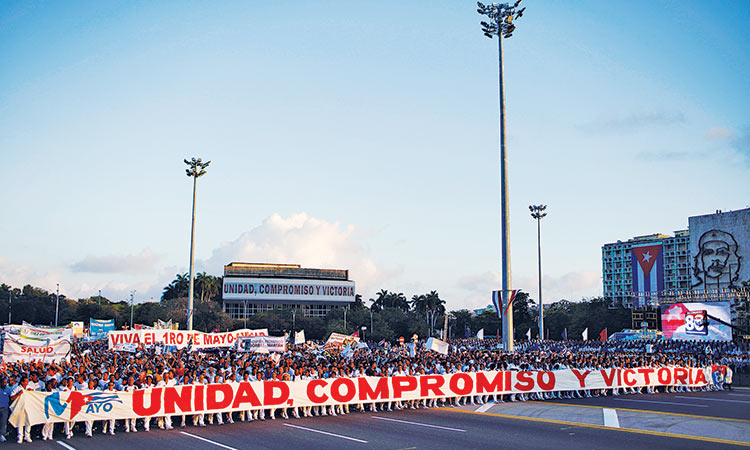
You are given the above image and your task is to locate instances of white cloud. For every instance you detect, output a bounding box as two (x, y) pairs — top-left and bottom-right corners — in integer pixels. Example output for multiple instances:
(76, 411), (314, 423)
(203, 213), (400, 297)
(455, 270), (601, 311)
(70, 248), (159, 274)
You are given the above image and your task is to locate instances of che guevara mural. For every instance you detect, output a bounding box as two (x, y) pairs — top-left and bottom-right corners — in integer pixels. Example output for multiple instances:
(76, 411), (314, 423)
(689, 209), (750, 291)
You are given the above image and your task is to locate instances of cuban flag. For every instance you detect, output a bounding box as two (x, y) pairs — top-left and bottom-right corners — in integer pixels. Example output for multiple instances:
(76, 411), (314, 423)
(631, 243), (664, 308)
(491, 290), (502, 319)
(491, 290), (518, 319)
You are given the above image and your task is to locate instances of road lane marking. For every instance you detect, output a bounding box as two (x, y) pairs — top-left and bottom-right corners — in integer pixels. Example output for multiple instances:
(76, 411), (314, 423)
(372, 416), (466, 432)
(57, 442), (77, 450)
(475, 402), (495, 413)
(436, 407), (750, 447)
(728, 393), (750, 397)
(283, 423), (368, 443)
(180, 431), (239, 450)
(602, 408), (620, 428)
(674, 395), (749, 404)
(612, 398), (708, 407)
(526, 400), (750, 423)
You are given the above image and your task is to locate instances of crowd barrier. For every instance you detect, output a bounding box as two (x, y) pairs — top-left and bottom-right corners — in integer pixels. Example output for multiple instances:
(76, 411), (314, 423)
(10, 366), (719, 427)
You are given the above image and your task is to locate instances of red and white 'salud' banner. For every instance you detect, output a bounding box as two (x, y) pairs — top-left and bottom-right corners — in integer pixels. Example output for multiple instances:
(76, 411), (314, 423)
(107, 328), (268, 351)
(2, 335), (71, 363)
(10, 366), (720, 427)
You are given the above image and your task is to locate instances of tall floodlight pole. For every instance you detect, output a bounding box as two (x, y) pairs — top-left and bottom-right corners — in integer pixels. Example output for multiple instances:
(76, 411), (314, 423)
(529, 204), (547, 338)
(185, 157), (210, 331)
(99, 289), (102, 306)
(55, 283), (60, 327)
(8, 290), (12, 324)
(477, 1), (526, 351)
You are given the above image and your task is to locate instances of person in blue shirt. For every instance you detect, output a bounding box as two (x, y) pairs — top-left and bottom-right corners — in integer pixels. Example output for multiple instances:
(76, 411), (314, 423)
(0, 377), (12, 442)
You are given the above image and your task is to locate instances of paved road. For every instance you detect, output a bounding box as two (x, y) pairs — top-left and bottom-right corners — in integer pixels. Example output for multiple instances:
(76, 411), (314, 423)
(539, 387), (750, 420)
(8, 390), (750, 449)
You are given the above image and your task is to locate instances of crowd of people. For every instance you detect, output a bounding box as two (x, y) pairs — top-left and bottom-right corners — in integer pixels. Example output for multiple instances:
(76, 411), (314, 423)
(0, 336), (745, 444)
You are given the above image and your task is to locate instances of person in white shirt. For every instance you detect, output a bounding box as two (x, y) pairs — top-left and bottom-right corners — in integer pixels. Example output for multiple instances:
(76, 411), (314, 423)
(123, 377), (138, 433)
(59, 377), (75, 439)
(101, 381), (117, 436)
(156, 371), (176, 430)
(142, 376), (154, 432)
(41, 380), (57, 441)
(11, 376), (32, 444)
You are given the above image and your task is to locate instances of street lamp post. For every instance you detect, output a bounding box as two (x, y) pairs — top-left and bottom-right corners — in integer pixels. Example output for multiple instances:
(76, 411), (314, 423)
(529, 204), (547, 338)
(98, 289), (102, 306)
(477, 0), (526, 352)
(130, 290), (136, 329)
(185, 157), (210, 331)
(8, 290), (12, 325)
(55, 283), (60, 327)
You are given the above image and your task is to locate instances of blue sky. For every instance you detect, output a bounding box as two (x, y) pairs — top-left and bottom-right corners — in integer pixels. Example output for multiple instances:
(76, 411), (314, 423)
(1, 0), (748, 310)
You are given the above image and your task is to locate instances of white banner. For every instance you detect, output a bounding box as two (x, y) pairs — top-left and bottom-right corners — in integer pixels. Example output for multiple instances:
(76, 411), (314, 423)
(2, 335), (71, 363)
(9, 366), (720, 428)
(107, 328), (268, 350)
(19, 325), (73, 341)
(223, 277), (355, 303)
(236, 336), (287, 353)
(295, 330), (305, 345)
(325, 332), (359, 347)
(426, 337), (449, 355)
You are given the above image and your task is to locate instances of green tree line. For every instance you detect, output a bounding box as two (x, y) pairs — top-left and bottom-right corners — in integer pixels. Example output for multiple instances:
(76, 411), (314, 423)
(0, 274), (632, 341)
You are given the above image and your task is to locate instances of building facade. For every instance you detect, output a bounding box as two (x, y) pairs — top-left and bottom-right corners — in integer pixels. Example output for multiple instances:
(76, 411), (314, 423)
(222, 263), (355, 319)
(603, 208), (750, 313)
(602, 230), (690, 308)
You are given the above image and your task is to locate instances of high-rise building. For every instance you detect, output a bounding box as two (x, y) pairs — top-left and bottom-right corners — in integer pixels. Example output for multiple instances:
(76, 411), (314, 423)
(603, 207), (750, 310)
(602, 230), (690, 308)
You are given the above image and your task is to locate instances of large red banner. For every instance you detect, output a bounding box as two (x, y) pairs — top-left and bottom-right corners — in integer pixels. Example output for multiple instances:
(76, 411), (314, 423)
(10, 366), (717, 427)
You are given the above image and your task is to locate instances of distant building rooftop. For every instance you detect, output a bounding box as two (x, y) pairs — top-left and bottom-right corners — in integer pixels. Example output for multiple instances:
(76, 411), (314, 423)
(223, 262), (349, 281)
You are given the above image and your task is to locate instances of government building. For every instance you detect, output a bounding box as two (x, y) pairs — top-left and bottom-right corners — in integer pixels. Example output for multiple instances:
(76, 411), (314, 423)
(602, 230), (690, 308)
(602, 208), (749, 315)
(222, 262), (356, 319)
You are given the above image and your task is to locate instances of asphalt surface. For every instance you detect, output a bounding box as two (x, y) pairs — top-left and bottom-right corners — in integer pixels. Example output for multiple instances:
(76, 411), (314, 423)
(540, 387), (750, 420)
(6, 389), (749, 449)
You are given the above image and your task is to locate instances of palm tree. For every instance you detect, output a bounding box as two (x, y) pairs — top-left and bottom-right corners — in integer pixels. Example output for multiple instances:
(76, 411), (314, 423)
(371, 289), (390, 312)
(162, 273), (189, 301)
(195, 272), (220, 303)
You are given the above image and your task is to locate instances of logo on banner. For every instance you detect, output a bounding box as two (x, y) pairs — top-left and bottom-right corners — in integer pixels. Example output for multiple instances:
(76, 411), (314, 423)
(685, 310), (708, 336)
(44, 392), (123, 420)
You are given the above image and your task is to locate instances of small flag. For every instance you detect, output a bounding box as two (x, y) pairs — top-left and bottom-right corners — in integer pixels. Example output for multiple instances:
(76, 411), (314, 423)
(491, 290), (502, 319)
(210, 326), (219, 333)
(582, 328), (588, 341)
(526, 328), (531, 341)
(351, 330), (359, 338)
(561, 328), (567, 340)
(477, 328), (484, 340)
(600, 328), (608, 342)
(295, 330), (306, 345)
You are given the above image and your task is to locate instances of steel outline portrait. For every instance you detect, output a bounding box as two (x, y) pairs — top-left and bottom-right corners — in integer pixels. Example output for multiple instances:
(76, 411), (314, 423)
(692, 229), (741, 289)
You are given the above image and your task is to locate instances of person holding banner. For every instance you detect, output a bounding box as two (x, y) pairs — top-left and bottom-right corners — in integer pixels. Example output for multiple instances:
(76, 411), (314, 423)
(123, 377), (138, 433)
(10, 376), (32, 443)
